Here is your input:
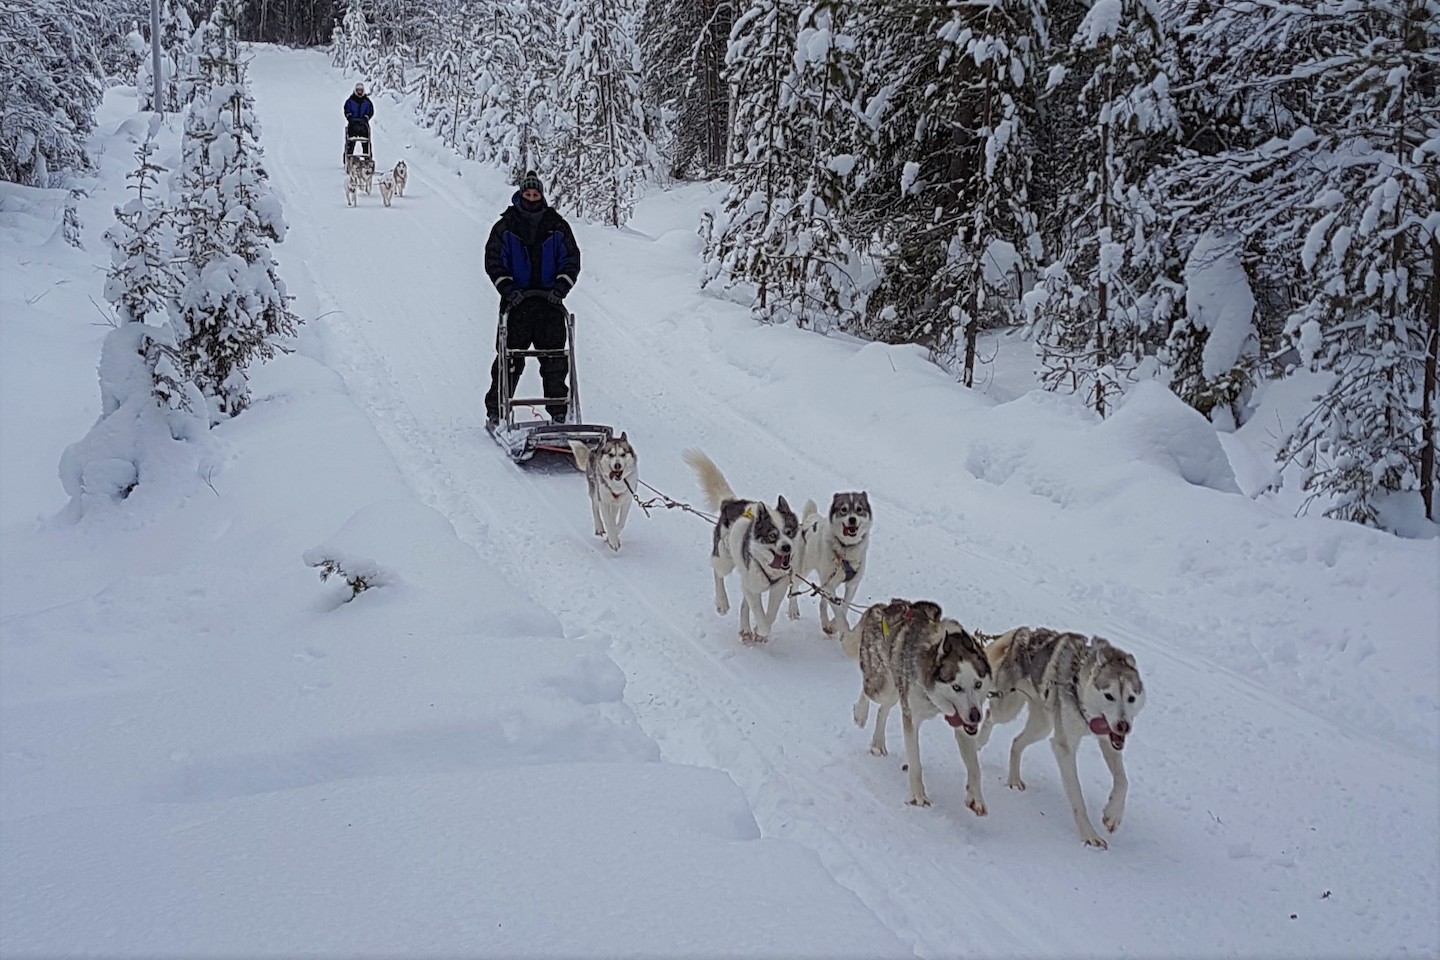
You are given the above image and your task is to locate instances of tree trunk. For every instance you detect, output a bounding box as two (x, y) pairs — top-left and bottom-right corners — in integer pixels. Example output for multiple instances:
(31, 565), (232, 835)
(1422, 235), (1439, 520)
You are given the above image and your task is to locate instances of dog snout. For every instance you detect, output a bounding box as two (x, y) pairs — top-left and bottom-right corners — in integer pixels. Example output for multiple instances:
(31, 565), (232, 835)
(780, 542), (791, 554)
(1115, 719), (1131, 735)
(968, 707), (982, 725)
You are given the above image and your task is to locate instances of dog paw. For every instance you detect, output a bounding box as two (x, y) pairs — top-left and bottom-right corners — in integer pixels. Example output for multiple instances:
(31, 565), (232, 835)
(907, 795), (932, 808)
(1103, 810), (1124, 833)
(716, 600), (730, 616)
(868, 743), (887, 757)
(607, 537), (620, 552)
(1082, 834), (1109, 850)
(787, 606), (801, 621)
(822, 622), (838, 636)
(967, 796), (988, 817)
(1006, 777), (1027, 791)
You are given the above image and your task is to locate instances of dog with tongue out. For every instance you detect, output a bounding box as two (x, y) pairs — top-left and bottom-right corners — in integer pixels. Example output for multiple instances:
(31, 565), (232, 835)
(977, 627), (1147, 848)
(844, 599), (996, 815)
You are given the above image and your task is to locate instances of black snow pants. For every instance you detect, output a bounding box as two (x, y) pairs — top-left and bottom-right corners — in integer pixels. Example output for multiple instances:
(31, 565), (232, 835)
(344, 119), (371, 159)
(485, 298), (569, 422)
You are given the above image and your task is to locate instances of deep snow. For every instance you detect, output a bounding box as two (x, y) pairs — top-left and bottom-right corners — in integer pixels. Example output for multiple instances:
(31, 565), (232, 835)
(1, 46), (1436, 959)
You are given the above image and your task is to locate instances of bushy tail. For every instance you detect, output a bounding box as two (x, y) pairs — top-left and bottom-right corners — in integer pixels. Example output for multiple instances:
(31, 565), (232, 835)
(569, 440), (592, 471)
(682, 448), (735, 511)
(840, 622), (862, 660)
(802, 499), (818, 523)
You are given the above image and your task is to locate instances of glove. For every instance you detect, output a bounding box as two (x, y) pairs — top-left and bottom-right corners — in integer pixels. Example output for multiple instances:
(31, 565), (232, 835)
(544, 289), (566, 306)
(503, 288), (525, 310)
(553, 277), (573, 299)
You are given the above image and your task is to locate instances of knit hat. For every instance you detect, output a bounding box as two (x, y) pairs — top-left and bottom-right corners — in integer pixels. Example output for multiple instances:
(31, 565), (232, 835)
(520, 171), (544, 195)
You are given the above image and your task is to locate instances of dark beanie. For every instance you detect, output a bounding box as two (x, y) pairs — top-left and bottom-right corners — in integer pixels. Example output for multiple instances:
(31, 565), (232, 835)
(520, 171), (544, 194)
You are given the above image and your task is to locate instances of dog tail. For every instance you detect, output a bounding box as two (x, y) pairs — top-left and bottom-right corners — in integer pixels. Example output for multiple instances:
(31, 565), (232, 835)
(840, 622), (862, 660)
(682, 449), (735, 511)
(569, 441), (592, 471)
(801, 499), (818, 522)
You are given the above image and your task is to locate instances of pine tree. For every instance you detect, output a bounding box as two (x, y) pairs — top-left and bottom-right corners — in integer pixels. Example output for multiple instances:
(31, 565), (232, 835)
(859, 0), (1047, 379)
(0, 0), (104, 186)
(638, 0), (733, 179)
(101, 128), (198, 414)
(1272, 0), (1440, 525)
(1023, 0), (1177, 417)
(466, 0), (552, 177)
(551, 0), (654, 226)
(173, 44), (299, 421)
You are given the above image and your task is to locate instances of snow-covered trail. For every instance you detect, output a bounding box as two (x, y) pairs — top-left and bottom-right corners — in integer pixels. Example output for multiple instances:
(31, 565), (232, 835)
(250, 48), (1435, 958)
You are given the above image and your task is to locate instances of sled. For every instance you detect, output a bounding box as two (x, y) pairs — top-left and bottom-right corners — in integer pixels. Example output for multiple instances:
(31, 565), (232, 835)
(487, 293), (612, 464)
(343, 134), (371, 172)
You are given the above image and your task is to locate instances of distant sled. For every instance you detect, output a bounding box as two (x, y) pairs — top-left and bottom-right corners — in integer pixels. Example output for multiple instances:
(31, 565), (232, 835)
(487, 292), (611, 464)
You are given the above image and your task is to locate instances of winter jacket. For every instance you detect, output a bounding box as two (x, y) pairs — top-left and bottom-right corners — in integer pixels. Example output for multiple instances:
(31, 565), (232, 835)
(344, 93), (373, 123)
(485, 194), (581, 295)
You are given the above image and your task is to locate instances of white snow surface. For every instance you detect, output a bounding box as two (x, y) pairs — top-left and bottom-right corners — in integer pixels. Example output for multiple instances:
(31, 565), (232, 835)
(2, 48), (1438, 959)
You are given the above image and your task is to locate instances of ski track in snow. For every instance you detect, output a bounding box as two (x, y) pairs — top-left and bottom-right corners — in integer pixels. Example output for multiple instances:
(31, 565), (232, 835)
(251, 48), (1436, 959)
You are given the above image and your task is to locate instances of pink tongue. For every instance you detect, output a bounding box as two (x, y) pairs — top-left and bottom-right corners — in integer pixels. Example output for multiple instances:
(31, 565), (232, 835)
(1089, 716), (1112, 736)
(945, 713), (963, 728)
(771, 555), (790, 570)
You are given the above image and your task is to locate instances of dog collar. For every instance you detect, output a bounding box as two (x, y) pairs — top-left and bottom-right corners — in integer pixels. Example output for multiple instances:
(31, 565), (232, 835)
(832, 548), (858, 582)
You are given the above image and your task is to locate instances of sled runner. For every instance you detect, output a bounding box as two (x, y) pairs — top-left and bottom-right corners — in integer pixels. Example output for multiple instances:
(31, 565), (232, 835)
(487, 294), (611, 464)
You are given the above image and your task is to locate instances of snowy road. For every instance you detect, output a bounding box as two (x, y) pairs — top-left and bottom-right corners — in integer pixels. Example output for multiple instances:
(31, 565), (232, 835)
(250, 47), (1437, 958)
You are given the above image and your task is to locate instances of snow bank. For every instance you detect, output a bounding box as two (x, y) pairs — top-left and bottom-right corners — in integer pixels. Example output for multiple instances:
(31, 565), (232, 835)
(1098, 380), (1242, 493)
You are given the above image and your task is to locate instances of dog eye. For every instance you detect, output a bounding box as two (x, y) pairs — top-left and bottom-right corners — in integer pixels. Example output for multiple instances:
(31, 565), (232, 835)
(951, 683), (961, 692)
(974, 680), (982, 690)
(1104, 693), (1115, 701)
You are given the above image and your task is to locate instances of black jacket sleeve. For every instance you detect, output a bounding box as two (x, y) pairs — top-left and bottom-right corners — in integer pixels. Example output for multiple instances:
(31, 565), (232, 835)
(554, 215), (581, 292)
(484, 217), (511, 291)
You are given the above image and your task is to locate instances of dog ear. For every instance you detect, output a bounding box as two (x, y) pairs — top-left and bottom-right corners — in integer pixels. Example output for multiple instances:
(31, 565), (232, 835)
(776, 494), (791, 514)
(1123, 653), (1136, 668)
(618, 431), (627, 442)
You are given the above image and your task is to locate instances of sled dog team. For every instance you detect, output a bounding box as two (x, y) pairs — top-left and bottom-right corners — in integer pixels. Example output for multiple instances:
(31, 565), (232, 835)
(564, 440), (1147, 848)
(346, 158), (407, 208)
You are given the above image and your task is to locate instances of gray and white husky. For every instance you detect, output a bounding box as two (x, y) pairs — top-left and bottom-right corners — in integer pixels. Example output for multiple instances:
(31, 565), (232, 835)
(683, 449), (798, 645)
(844, 599), (994, 814)
(570, 432), (638, 552)
(979, 627), (1146, 848)
(788, 492), (873, 635)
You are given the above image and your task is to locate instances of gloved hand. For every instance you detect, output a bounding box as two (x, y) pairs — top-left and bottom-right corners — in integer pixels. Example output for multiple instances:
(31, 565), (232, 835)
(553, 277), (573, 299)
(544, 289), (566, 306)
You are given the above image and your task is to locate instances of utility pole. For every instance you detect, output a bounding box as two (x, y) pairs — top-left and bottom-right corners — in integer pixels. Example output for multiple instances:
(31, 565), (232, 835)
(150, 0), (163, 116)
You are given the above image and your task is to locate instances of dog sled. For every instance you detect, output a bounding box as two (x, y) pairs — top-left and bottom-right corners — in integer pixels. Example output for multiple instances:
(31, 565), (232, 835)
(343, 134), (371, 172)
(486, 292), (612, 464)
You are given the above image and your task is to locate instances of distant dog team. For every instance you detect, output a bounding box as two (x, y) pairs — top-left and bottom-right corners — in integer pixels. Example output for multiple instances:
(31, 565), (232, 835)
(345, 159), (405, 207)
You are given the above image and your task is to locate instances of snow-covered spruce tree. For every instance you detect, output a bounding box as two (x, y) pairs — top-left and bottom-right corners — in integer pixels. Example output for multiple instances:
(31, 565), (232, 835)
(416, 6), (470, 150)
(1270, 0), (1440, 526)
(173, 51), (299, 421)
(699, 0), (797, 320)
(703, 0), (864, 327)
(860, 0), (1046, 381)
(0, 0), (104, 186)
(101, 127), (201, 416)
(550, 0), (654, 226)
(341, 0), (378, 83)
(463, 0), (557, 178)
(1023, 0), (1177, 417)
(762, 0), (863, 329)
(638, 0), (733, 179)
(331, 21), (347, 67)
(137, 0), (194, 112)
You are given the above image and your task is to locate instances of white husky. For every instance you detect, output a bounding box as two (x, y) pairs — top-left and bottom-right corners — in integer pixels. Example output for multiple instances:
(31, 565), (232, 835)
(683, 449), (798, 645)
(980, 627), (1147, 848)
(569, 432), (638, 552)
(788, 491), (872, 635)
(845, 599), (994, 813)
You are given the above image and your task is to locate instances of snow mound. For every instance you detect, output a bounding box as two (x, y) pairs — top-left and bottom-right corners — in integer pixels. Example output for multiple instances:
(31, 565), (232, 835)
(1100, 381), (1241, 493)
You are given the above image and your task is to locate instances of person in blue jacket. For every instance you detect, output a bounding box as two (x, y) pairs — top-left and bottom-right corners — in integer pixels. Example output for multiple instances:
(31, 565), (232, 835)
(343, 83), (373, 161)
(484, 171), (582, 426)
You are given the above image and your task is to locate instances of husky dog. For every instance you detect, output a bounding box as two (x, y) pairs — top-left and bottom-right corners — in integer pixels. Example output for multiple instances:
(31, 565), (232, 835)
(788, 492), (872, 635)
(348, 155), (375, 195)
(345, 170), (361, 206)
(392, 160), (408, 197)
(569, 432), (638, 552)
(845, 599), (993, 813)
(378, 174), (394, 207)
(683, 449), (798, 645)
(980, 627), (1146, 848)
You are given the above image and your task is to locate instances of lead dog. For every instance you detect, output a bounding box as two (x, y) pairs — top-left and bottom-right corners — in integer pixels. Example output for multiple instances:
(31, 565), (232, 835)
(378, 174), (394, 207)
(788, 492), (872, 635)
(569, 432), (638, 552)
(391, 160), (407, 197)
(979, 627), (1146, 848)
(683, 449), (797, 645)
(845, 599), (993, 813)
(345, 169), (360, 206)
